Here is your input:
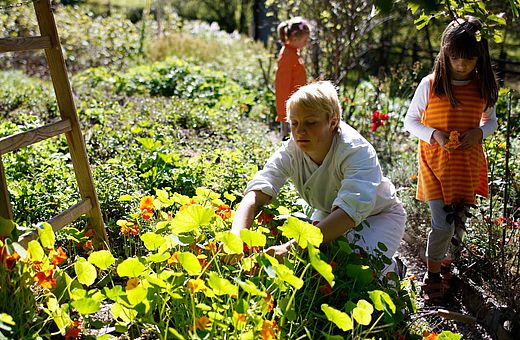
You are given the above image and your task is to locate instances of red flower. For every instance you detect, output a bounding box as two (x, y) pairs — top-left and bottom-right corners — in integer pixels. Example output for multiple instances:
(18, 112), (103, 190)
(49, 247), (67, 266)
(34, 269), (56, 289)
(264, 293), (274, 312)
(371, 123), (378, 132)
(257, 212), (274, 225)
(319, 282), (333, 295)
(84, 227), (94, 238)
(0, 245), (20, 271)
(141, 208), (154, 220)
(83, 240), (93, 250)
(216, 204), (232, 220)
(65, 320), (82, 339)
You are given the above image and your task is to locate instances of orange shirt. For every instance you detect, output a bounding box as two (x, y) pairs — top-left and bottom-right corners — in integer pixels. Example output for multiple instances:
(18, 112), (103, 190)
(275, 44), (307, 122)
(417, 76), (488, 204)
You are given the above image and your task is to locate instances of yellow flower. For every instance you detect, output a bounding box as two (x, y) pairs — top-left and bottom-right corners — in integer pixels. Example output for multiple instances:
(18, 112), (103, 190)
(187, 278), (206, 293)
(260, 320), (278, 340)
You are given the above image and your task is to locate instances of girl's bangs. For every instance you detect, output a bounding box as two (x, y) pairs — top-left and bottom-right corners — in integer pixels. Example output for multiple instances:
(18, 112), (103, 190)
(446, 33), (480, 59)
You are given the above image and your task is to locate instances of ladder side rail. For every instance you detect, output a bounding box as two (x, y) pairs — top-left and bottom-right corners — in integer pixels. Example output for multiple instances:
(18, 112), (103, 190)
(0, 158), (13, 220)
(34, 0), (108, 247)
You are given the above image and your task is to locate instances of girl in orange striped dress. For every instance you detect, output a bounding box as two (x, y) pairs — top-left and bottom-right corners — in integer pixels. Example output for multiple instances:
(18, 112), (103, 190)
(404, 17), (498, 303)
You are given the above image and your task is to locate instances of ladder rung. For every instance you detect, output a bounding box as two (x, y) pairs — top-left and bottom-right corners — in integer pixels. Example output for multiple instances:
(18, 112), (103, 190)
(0, 36), (52, 53)
(48, 198), (93, 231)
(0, 119), (72, 155)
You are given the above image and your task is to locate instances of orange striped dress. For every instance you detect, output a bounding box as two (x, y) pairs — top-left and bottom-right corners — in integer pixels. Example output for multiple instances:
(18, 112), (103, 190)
(417, 77), (488, 205)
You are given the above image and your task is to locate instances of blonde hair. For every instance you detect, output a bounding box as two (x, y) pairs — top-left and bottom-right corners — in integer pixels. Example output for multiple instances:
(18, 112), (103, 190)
(286, 81), (341, 123)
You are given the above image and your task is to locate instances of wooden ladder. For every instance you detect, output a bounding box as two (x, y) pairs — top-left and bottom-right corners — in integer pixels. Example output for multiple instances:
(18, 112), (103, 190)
(0, 0), (109, 248)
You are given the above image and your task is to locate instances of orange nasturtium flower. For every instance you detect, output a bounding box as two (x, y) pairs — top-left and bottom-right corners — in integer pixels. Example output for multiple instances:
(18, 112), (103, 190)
(83, 240), (93, 250)
(140, 196), (155, 220)
(187, 278), (206, 294)
(126, 277), (140, 291)
(49, 246), (67, 266)
(216, 204), (232, 220)
(167, 252), (180, 265)
(195, 316), (211, 331)
(140, 196), (154, 210)
(34, 269), (56, 289)
(233, 311), (247, 329)
(260, 320), (278, 340)
(424, 331), (438, 340)
(0, 247), (20, 271)
(445, 130), (461, 149)
(264, 294), (274, 312)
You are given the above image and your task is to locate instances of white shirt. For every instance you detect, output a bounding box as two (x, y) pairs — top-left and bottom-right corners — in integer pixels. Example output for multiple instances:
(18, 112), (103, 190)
(245, 122), (399, 226)
(404, 76), (498, 143)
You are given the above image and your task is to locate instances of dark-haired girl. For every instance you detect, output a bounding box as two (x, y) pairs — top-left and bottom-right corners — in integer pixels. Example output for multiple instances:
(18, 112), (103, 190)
(404, 17), (498, 303)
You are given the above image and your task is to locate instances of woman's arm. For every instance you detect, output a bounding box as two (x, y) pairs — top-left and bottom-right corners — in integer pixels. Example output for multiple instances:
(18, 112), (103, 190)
(231, 190), (272, 236)
(316, 207), (356, 243)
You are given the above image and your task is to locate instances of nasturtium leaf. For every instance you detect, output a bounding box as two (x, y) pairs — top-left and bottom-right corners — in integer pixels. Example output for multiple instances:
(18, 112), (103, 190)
(88, 250), (115, 270)
(0, 216), (14, 237)
(72, 297), (101, 315)
(308, 245), (334, 285)
(346, 264), (374, 287)
(111, 302), (137, 323)
(224, 192), (236, 202)
(74, 257), (97, 286)
(352, 299), (373, 325)
(207, 272), (238, 296)
(216, 231), (242, 254)
(274, 264), (303, 289)
(368, 290), (396, 313)
(321, 304), (353, 331)
(170, 205), (215, 234)
(28, 240), (45, 262)
(438, 331), (462, 340)
(196, 187), (219, 200)
(69, 288), (87, 301)
(240, 229), (266, 247)
(277, 206), (290, 215)
(155, 188), (169, 201)
(235, 279), (266, 297)
(117, 257), (145, 278)
(103, 285), (125, 301)
(140, 232), (166, 250)
(178, 252), (201, 275)
(37, 222), (55, 249)
(0, 313), (14, 326)
(279, 217), (322, 248)
(127, 284), (148, 306)
(118, 194), (133, 201)
(146, 252), (170, 263)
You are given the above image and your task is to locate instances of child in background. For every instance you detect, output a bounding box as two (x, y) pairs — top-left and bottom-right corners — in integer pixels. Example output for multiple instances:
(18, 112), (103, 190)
(404, 16), (498, 303)
(275, 17), (310, 138)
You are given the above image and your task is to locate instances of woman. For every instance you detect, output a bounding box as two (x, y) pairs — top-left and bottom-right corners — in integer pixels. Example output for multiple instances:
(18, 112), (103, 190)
(231, 81), (406, 273)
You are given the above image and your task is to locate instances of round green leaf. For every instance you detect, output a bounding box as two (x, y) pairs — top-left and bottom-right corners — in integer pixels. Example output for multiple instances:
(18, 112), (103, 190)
(74, 257), (97, 286)
(279, 217), (322, 248)
(352, 299), (373, 325)
(117, 257), (145, 278)
(88, 250), (115, 270)
(140, 232), (166, 250)
(170, 205), (215, 234)
(321, 304), (353, 331)
(216, 231), (242, 254)
(240, 229), (266, 247)
(208, 272), (238, 296)
(71, 297), (101, 315)
(178, 252), (201, 275)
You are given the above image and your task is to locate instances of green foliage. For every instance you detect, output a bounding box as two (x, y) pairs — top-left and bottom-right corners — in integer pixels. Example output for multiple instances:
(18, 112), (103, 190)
(407, 0), (519, 43)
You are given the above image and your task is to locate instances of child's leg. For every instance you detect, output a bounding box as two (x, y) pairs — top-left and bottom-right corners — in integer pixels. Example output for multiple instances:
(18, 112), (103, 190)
(280, 122), (290, 139)
(426, 199), (455, 273)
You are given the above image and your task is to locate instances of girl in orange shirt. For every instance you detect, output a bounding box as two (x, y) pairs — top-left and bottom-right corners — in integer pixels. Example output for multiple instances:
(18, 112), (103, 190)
(404, 17), (498, 303)
(275, 17), (310, 138)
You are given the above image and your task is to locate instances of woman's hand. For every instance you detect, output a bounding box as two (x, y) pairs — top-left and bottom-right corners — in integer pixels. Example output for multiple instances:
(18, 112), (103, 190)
(431, 129), (450, 151)
(459, 128), (483, 150)
(265, 240), (295, 262)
